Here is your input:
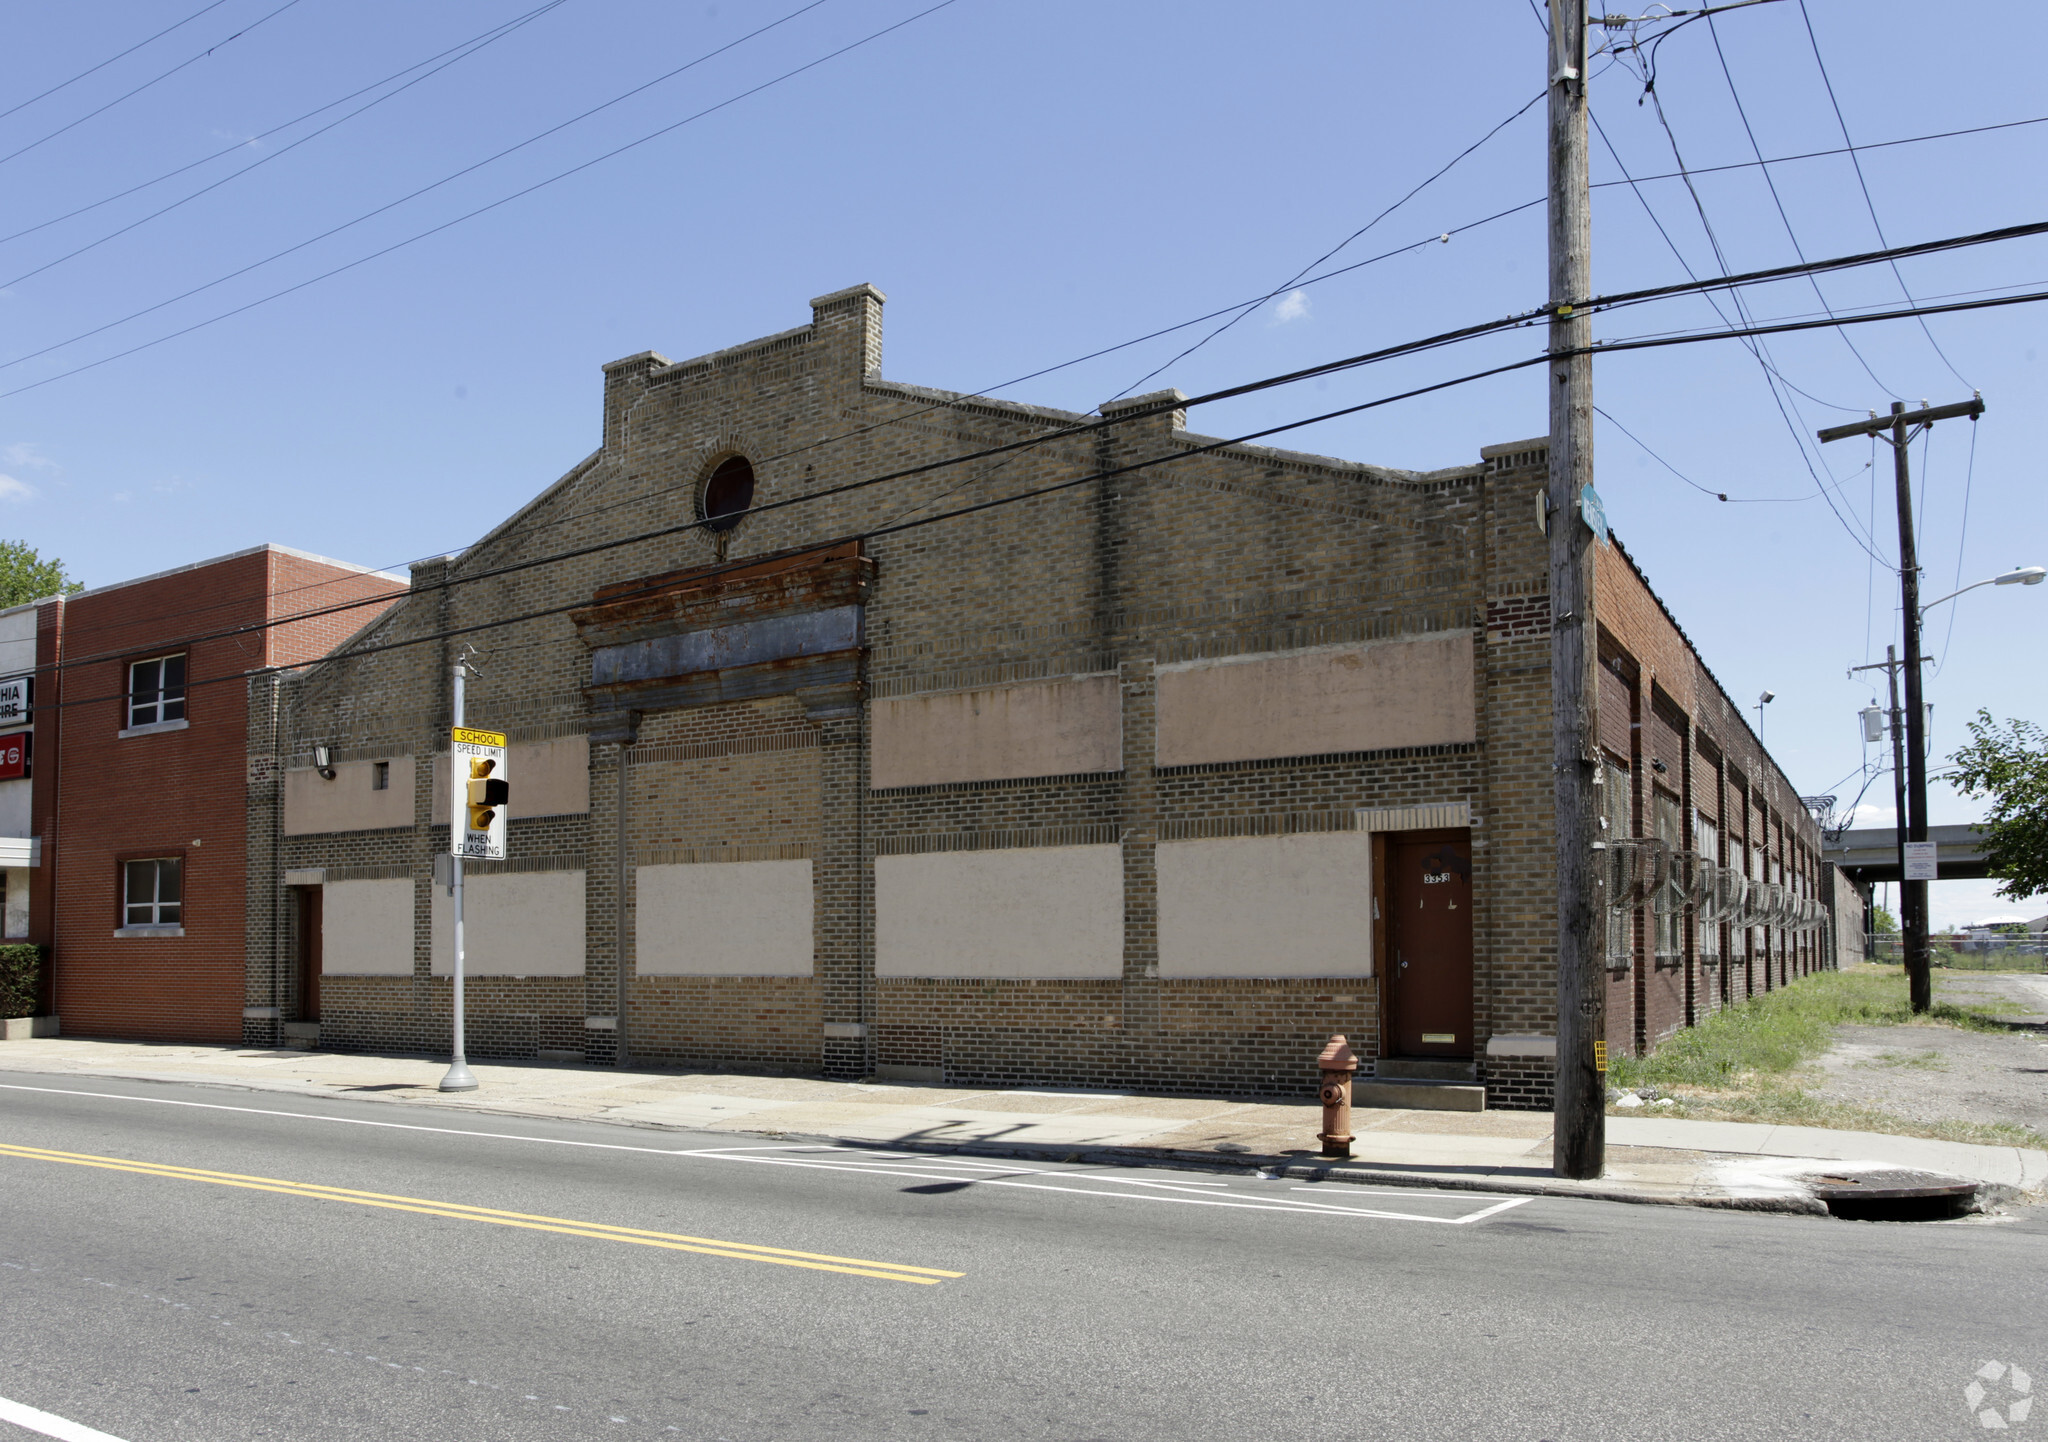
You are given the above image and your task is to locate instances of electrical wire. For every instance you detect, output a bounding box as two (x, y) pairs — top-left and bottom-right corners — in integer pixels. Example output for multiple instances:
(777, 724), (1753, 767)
(0, 0), (236, 124)
(1703, 9), (1895, 395)
(1931, 415), (1979, 679)
(38, 274), (2048, 684)
(1105, 88), (1547, 404)
(0, 0), (948, 400)
(44, 213), (2048, 648)
(1593, 402), (1866, 503)
(1588, 107), (1887, 564)
(0, 0), (310, 170)
(1794, 0), (1971, 389)
(0, 0), (574, 283)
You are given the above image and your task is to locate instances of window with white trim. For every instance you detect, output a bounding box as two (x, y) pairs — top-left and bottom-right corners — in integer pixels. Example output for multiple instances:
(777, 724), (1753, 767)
(124, 858), (182, 927)
(127, 654), (186, 729)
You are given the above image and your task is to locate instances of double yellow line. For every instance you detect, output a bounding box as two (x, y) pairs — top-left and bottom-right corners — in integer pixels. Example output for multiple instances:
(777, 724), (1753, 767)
(0, 1141), (960, 1286)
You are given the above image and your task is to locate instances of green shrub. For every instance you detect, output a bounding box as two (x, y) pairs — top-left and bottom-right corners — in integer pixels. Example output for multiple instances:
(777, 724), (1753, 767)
(0, 943), (44, 1019)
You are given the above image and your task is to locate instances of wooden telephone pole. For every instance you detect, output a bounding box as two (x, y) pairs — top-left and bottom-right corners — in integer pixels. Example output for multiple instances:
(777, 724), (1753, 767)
(1820, 395), (1985, 1013)
(1548, 0), (1604, 1180)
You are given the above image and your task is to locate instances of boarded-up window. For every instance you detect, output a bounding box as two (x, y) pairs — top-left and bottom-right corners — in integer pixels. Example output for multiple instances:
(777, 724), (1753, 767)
(872, 675), (1121, 789)
(636, 860), (812, 976)
(1155, 634), (1474, 768)
(322, 878), (413, 975)
(431, 871), (585, 977)
(1156, 832), (1372, 978)
(875, 845), (1122, 979)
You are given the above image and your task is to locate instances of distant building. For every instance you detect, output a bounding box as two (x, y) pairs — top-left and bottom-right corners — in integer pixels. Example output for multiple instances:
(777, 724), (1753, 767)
(0, 603), (41, 955)
(39, 546), (405, 1041)
(250, 286), (1847, 1107)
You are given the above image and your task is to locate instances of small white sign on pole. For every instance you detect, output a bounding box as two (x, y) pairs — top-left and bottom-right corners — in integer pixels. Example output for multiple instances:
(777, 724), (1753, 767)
(1902, 841), (1937, 882)
(450, 726), (508, 861)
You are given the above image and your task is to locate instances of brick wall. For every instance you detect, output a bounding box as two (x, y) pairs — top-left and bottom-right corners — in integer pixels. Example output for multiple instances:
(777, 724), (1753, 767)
(48, 547), (401, 1042)
(249, 290), (1815, 1109)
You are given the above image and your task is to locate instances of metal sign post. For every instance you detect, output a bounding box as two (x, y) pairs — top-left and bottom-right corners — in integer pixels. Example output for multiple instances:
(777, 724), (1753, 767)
(441, 663), (508, 1095)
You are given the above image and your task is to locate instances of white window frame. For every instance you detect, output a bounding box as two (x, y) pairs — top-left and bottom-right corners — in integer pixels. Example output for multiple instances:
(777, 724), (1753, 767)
(126, 653), (188, 732)
(121, 857), (183, 932)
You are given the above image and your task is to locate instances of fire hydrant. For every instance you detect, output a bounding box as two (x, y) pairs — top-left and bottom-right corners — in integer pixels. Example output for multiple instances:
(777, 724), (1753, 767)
(1317, 1033), (1357, 1159)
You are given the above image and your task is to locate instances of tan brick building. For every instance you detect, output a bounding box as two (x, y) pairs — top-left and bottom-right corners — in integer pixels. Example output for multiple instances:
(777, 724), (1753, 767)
(249, 286), (1850, 1106)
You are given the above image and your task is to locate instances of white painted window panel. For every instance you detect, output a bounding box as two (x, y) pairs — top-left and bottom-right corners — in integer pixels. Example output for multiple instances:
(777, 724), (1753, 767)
(1155, 832), (1373, 978)
(635, 859), (814, 977)
(430, 870), (585, 977)
(321, 878), (414, 975)
(876, 844), (1123, 979)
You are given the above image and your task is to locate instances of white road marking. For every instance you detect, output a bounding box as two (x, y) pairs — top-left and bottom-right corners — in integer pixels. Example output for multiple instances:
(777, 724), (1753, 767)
(0, 1395), (130, 1442)
(686, 1147), (1527, 1223)
(0, 1082), (1538, 1227)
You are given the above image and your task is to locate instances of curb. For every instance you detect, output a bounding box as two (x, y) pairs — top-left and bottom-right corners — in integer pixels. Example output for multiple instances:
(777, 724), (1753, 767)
(0, 1062), (1898, 1216)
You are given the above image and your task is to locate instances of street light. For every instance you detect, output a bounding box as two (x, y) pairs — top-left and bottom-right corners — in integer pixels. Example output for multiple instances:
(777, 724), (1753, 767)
(1755, 689), (1774, 742)
(1919, 564), (2046, 617)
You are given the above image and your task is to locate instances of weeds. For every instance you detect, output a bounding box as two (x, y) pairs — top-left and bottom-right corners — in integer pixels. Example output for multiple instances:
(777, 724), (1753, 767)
(1605, 964), (2045, 1147)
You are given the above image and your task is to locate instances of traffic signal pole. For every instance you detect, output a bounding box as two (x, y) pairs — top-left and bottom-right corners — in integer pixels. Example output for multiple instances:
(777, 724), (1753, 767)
(1548, 0), (1604, 1180)
(440, 657), (478, 1094)
(1819, 395), (1983, 1014)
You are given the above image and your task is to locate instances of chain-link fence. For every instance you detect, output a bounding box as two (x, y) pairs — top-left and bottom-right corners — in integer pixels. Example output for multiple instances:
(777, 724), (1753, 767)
(1865, 934), (2048, 972)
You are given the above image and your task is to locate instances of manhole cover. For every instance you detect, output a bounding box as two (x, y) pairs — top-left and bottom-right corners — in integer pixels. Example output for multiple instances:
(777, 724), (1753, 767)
(1803, 1169), (1980, 1220)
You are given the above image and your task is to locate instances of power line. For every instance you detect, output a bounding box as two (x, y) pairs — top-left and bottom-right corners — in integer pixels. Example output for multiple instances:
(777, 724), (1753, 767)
(1588, 106), (1887, 564)
(45, 213), (2048, 648)
(1105, 88), (1546, 404)
(0, 0), (573, 278)
(1932, 415), (1979, 679)
(0, 0), (310, 170)
(0, 0), (235, 124)
(38, 274), (2048, 686)
(0, 0), (853, 385)
(32, 349), (1572, 713)
(1592, 403), (1862, 503)
(1703, 9), (1895, 395)
(1794, 0), (1972, 389)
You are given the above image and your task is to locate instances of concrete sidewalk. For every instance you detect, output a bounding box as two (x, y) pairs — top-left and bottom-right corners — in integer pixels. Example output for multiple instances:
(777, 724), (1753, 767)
(1, 1038), (2041, 1214)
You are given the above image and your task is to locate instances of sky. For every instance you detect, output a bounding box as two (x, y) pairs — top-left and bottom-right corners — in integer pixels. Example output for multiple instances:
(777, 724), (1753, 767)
(0, 0), (2042, 927)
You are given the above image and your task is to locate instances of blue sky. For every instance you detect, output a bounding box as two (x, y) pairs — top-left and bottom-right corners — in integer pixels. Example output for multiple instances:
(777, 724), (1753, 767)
(1, 0), (2041, 925)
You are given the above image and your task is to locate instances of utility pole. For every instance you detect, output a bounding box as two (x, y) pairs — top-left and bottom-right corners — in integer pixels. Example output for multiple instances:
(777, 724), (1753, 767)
(441, 655), (478, 1094)
(1548, 0), (1603, 1180)
(1850, 645), (1910, 969)
(1820, 395), (1984, 1013)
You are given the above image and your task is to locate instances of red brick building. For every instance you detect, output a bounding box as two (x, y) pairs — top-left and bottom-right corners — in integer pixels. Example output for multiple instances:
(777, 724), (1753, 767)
(40, 545), (404, 1041)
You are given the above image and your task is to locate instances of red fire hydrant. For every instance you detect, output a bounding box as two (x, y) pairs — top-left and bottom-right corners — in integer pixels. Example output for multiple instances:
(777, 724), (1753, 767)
(1317, 1033), (1357, 1159)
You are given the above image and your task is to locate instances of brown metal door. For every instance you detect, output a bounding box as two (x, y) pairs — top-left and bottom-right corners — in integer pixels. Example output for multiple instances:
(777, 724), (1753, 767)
(1386, 833), (1473, 1057)
(295, 887), (322, 1023)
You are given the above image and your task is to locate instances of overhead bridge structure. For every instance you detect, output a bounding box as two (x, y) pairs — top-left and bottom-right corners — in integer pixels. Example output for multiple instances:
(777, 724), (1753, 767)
(1822, 824), (1990, 885)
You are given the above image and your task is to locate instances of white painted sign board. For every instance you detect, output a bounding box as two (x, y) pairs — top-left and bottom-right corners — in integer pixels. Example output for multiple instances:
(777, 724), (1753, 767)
(450, 726), (508, 861)
(0, 674), (30, 728)
(1902, 841), (1937, 881)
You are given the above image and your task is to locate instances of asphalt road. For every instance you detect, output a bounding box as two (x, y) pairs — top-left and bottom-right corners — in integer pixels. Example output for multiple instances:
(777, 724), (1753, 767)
(0, 1072), (2043, 1442)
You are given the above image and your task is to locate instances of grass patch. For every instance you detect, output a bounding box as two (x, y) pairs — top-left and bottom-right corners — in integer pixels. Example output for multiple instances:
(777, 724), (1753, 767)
(1856, 1049), (1948, 1070)
(1608, 964), (2014, 1094)
(1605, 964), (2048, 1148)
(1644, 1085), (2048, 1151)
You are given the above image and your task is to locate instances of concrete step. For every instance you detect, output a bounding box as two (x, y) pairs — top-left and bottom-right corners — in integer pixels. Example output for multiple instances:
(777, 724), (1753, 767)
(281, 1021), (319, 1051)
(1353, 1078), (1486, 1112)
(1375, 1057), (1478, 1083)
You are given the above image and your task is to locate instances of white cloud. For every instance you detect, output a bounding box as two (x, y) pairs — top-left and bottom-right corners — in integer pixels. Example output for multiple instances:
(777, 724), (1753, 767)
(0, 475), (33, 502)
(0, 443), (55, 472)
(1273, 288), (1310, 323)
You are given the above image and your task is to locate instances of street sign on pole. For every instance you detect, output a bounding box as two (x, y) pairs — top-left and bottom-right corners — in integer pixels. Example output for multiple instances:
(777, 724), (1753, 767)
(1902, 841), (1937, 882)
(450, 726), (508, 861)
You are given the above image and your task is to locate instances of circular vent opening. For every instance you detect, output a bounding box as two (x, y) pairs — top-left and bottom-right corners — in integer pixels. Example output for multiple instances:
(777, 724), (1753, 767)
(701, 455), (755, 532)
